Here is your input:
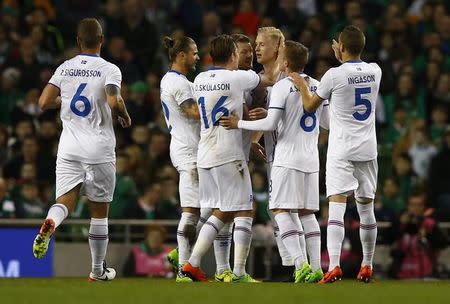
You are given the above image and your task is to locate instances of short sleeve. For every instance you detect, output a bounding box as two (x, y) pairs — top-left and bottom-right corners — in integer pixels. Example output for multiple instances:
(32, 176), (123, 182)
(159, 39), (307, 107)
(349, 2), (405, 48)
(105, 64), (122, 88)
(174, 79), (194, 106)
(267, 82), (287, 110)
(236, 70), (260, 91)
(316, 69), (333, 100)
(48, 63), (65, 89)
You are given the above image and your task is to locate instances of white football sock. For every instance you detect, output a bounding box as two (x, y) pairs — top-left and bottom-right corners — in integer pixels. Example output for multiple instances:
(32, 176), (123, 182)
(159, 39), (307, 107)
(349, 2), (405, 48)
(357, 201), (377, 268)
(189, 215), (224, 267)
(197, 208), (212, 235)
(327, 202), (346, 271)
(300, 214), (321, 271)
(214, 222), (233, 274)
(269, 209), (293, 266)
(177, 212), (199, 267)
(233, 217), (253, 276)
(46, 203), (68, 229)
(89, 217), (109, 276)
(274, 212), (305, 270)
(291, 211), (307, 262)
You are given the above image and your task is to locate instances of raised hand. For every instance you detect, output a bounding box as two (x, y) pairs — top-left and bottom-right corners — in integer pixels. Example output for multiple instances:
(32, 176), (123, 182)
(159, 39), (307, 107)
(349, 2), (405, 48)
(118, 114), (132, 128)
(288, 72), (308, 91)
(332, 39), (343, 63)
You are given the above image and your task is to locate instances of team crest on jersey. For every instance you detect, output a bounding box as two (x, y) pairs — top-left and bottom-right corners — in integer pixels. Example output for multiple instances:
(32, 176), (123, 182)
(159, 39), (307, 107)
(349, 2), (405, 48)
(210, 74), (215, 78)
(81, 60), (87, 64)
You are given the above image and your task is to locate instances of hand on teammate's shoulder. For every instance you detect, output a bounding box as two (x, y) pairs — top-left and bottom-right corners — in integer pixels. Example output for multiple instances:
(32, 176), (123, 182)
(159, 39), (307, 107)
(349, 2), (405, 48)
(288, 72), (308, 90)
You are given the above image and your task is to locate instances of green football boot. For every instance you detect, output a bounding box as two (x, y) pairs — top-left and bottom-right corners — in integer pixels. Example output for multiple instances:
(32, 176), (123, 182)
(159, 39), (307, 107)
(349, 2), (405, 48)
(304, 268), (324, 283)
(215, 270), (233, 282)
(167, 248), (179, 271)
(176, 269), (193, 283)
(294, 262), (312, 283)
(33, 219), (55, 259)
(231, 273), (260, 283)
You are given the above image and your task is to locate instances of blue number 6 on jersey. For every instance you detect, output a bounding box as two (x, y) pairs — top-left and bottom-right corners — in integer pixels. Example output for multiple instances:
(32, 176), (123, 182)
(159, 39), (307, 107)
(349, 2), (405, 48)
(70, 83), (91, 117)
(353, 87), (371, 121)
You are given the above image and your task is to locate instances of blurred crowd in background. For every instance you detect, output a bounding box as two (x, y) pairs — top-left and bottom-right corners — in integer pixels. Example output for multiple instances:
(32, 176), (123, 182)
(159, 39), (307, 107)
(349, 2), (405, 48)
(0, 0), (449, 278)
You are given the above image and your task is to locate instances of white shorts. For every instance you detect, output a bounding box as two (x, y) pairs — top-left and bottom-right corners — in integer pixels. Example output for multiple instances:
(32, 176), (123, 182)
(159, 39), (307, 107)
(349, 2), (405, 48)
(56, 158), (116, 202)
(326, 157), (378, 200)
(269, 166), (319, 211)
(177, 163), (200, 208)
(198, 160), (253, 212)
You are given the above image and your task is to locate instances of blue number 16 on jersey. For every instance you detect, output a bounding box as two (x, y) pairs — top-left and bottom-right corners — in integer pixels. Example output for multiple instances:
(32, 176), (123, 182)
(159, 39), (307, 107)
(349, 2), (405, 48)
(198, 96), (229, 129)
(70, 83), (91, 117)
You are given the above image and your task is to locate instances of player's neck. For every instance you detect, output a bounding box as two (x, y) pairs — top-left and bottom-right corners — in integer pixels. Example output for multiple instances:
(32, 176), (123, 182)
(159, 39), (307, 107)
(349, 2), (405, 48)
(80, 48), (100, 56)
(170, 63), (188, 76)
(263, 60), (279, 77)
(212, 63), (232, 70)
(286, 68), (303, 75)
(341, 53), (361, 63)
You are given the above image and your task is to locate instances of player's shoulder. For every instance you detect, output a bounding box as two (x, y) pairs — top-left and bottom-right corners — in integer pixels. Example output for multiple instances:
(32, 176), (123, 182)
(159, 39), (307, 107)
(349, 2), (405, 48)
(367, 62), (382, 74)
(230, 69), (258, 81)
(273, 76), (291, 90)
(321, 66), (339, 80)
(193, 70), (209, 84)
(162, 71), (191, 90)
(101, 59), (120, 73)
(307, 75), (320, 87)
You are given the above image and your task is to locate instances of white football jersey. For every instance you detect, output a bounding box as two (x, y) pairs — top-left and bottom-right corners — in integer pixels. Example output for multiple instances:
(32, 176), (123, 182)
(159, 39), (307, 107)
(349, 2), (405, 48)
(263, 72), (286, 163)
(194, 68), (260, 168)
(316, 60), (381, 161)
(242, 90), (253, 162)
(160, 70), (200, 167)
(49, 53), (120, 164)
(271, 75), (329, 172)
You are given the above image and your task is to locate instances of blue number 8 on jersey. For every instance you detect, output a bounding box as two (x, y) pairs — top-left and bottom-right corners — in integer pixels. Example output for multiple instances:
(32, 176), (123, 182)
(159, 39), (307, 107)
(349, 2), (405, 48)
(70, 83), (91, 117)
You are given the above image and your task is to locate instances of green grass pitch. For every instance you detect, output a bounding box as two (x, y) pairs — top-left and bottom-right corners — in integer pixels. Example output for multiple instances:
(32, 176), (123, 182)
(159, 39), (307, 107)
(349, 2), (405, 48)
(0, 279), (448, 304)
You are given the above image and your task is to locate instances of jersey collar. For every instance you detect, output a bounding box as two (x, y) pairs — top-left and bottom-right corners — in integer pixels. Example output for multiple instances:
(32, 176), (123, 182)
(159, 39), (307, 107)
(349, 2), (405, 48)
(168, 69), (182, 75)
(208, 67), (225, 71)
(79, 53), (100, 57)
(343, 59), (363, 63)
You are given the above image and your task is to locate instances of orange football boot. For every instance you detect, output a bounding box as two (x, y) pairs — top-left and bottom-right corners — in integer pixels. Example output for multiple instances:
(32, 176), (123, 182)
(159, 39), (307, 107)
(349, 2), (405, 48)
(357, 265), (373, 283)
(319, 266), (343, 284)
(181, 262), (208, 282)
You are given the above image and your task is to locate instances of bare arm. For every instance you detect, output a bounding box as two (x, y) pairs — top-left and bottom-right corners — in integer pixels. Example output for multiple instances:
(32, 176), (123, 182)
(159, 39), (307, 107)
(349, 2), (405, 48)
(180, 99), (200, 120)
(288, 73), (324, 112)
(105, 84), (131, 128)
(38, 84), (61, 110)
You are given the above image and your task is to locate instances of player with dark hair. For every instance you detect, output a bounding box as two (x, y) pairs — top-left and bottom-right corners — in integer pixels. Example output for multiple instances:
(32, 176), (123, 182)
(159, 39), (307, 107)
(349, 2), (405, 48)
(290, 25), (382, 283)
(182, 34), (272, 282)
(221, 41), (329, 283)
(160, 35), (207, 282)
(33, 18), (131, 281)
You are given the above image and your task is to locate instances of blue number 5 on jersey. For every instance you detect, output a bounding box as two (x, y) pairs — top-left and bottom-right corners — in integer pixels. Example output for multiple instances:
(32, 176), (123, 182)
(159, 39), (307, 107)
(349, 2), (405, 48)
(353, 87), (372, 121)
(70, 83), (91, 117)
